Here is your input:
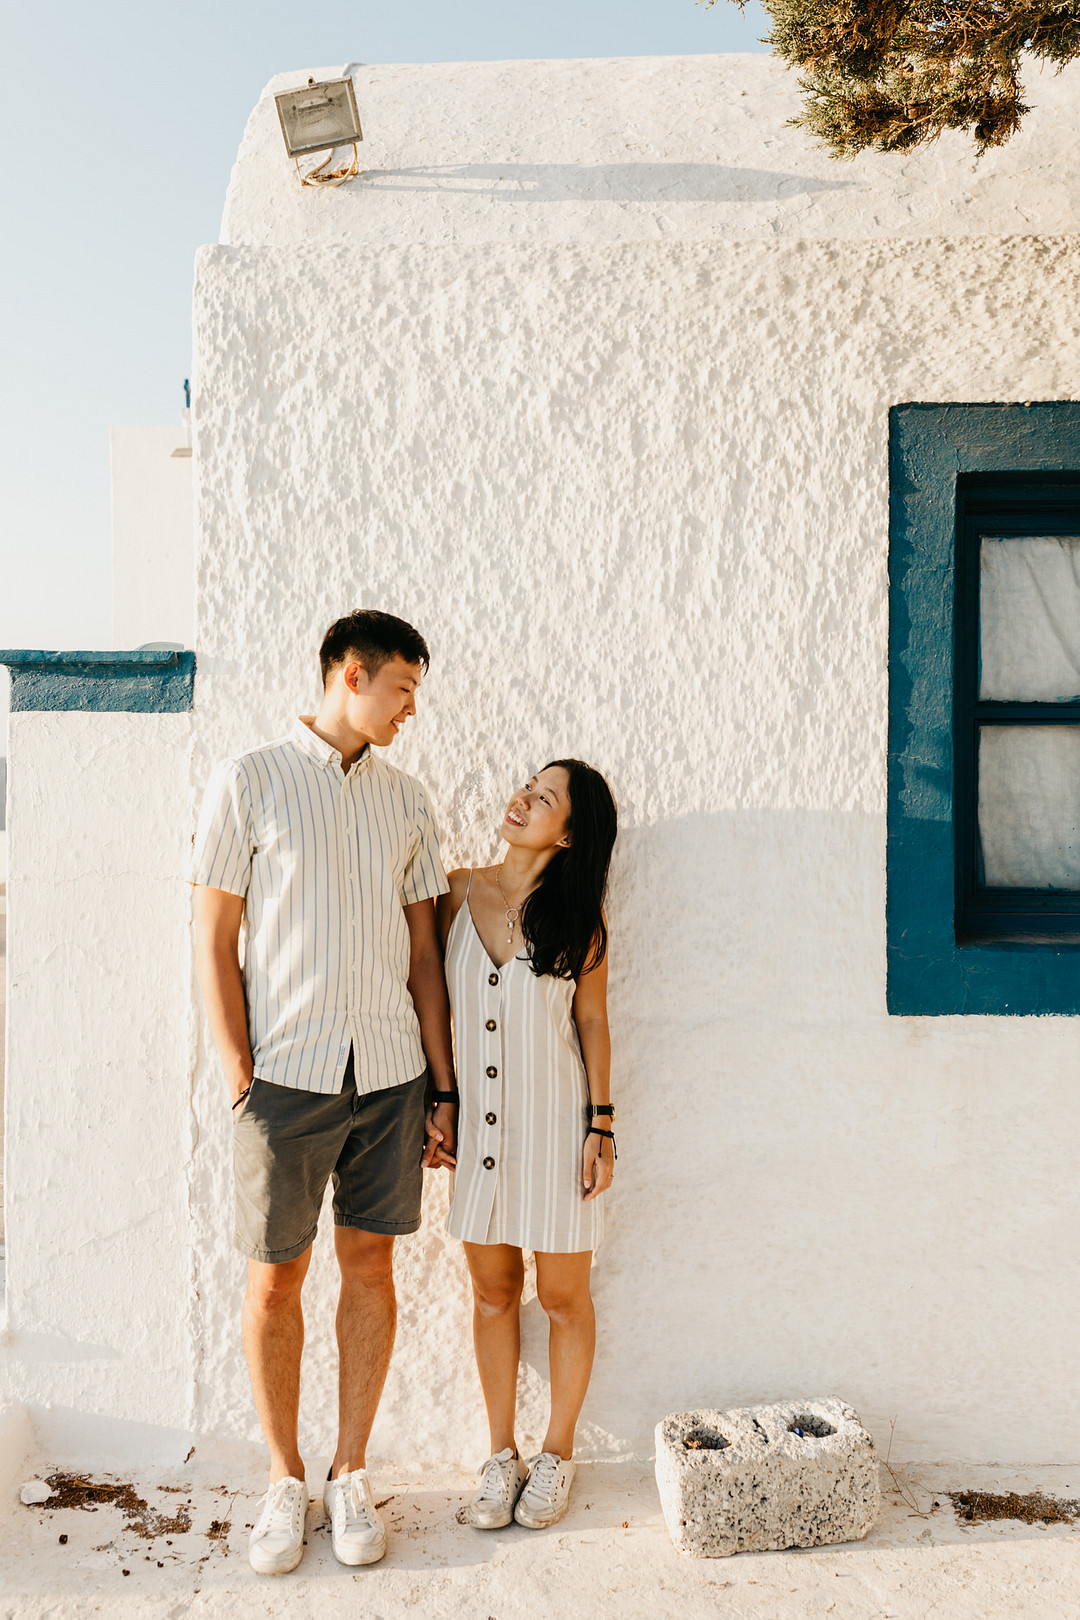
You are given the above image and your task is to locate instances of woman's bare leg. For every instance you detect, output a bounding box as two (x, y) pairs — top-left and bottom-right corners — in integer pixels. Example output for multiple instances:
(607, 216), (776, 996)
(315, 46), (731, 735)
(534, 1251), (595, 1460)
(463, 1242), (526, 1455)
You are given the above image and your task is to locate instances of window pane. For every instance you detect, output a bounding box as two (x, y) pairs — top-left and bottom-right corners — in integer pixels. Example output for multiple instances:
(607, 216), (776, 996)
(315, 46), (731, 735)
(978, 726), (1080, 889)
(979, 536), (1080, 700)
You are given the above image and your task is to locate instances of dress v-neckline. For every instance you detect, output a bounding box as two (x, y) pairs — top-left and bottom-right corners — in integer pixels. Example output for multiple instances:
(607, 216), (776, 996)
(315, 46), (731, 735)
(464, 899), (528, 972)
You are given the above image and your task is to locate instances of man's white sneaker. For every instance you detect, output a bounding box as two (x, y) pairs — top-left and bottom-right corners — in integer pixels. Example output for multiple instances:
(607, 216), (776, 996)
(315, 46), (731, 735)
(248, 1475), (309, 1575)
(324, 1468), (388, 1566)
(513, 1452), (576, 1529)
(464, 1448), (529, 1529)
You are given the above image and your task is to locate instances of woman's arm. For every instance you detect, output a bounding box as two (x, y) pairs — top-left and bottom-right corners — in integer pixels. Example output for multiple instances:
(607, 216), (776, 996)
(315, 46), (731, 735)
(572, 937), (614, 1203)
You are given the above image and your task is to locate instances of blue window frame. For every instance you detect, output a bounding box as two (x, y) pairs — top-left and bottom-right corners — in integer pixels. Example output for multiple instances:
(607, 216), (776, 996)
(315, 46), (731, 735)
(888, 402), (1080, 1015)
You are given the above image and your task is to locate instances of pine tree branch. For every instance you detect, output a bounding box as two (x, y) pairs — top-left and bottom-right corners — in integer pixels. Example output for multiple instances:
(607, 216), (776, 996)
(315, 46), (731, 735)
(703, 0), (1080, 153)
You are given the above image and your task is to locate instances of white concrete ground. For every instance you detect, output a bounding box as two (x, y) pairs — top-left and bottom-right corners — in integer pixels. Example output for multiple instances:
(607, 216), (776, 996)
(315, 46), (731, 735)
(3, 1455), (1079, 1618)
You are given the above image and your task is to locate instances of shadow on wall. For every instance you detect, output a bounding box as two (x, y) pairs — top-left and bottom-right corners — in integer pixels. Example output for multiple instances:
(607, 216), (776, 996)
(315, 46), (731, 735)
(192, 806), (894, 1465)
(362, 164), (856, 203)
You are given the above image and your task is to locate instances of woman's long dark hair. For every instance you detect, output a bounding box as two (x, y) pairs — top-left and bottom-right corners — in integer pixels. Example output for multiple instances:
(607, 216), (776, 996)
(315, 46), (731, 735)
(519, 759), (618, 981)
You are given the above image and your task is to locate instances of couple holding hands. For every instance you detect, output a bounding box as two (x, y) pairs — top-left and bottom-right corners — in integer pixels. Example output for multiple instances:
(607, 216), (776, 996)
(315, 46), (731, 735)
(192, 609), (618, 1576)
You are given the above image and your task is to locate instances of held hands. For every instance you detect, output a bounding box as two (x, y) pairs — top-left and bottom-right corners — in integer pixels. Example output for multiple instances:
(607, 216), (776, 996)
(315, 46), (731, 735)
(582, 1130), (614, 1202)
(422, 1101), (458, 1170)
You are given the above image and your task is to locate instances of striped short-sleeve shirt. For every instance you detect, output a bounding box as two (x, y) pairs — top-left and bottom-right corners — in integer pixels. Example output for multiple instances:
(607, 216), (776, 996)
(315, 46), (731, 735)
(191, 716), (448, 1095)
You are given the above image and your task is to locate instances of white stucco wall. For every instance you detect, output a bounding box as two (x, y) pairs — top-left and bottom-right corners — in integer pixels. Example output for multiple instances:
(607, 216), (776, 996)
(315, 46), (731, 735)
(190, 225), (1080, 1473)
(182, 55), (1080, 1469)
(110, 426), (194, 651)
(6, 53), (1080, 1475)
(0, 712), (196, 1466)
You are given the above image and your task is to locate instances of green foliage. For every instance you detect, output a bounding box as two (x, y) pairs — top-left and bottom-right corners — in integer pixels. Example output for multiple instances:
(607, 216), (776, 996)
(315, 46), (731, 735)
(704, 0), (1080, 155)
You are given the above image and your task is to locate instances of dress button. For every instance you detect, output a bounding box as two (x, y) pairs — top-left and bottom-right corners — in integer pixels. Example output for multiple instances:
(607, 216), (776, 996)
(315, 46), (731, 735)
(483, 1156), (495, 1170)
(485, 1019), (497, 1032)
(488, 972), (499, 986)
(485, 1065), (498, 1079)
(485, 1111), (497, 1125)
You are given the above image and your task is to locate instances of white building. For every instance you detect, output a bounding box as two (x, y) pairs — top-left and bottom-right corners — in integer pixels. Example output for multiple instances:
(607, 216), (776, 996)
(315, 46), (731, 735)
(110, 422), (194, 653)
(3, 53), (1080, 1477)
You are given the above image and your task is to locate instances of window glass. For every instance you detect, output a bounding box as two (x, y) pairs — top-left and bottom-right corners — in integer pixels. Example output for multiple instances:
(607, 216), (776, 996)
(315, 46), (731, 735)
(979, 536), (1080, 701)
(978, 725), (1080, 889)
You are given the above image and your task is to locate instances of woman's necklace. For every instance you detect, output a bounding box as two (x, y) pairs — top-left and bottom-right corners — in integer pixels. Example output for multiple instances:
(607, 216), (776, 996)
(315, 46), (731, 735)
(494, 865), (526, 945)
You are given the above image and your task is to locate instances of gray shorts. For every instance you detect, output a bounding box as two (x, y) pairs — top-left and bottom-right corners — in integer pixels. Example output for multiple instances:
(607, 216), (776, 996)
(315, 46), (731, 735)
(232, 1053), (427, 1263)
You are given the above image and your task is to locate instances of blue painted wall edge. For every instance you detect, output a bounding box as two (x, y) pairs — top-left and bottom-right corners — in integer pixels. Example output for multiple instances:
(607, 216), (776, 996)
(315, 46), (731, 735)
(0, 649), (195, 714)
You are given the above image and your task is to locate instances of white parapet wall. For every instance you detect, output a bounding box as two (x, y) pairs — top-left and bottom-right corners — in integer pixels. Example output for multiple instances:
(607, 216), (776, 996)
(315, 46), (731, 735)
(0, 710), (196, 1467)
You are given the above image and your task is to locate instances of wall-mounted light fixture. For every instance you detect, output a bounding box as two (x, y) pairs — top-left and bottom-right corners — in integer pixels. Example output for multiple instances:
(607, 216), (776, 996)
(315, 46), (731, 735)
(275, 77), (363, 188)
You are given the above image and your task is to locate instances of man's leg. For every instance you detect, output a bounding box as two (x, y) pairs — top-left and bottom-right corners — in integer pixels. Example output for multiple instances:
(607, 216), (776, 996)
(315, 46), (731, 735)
(326, 1071), (427, 1479)
(242, 1246), (313, 1483)
(330, 1228), (397, 1477)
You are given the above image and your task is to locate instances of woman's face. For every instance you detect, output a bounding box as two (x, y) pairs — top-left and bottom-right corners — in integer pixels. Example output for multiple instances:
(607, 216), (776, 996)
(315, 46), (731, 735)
(500, 766), (572, 853)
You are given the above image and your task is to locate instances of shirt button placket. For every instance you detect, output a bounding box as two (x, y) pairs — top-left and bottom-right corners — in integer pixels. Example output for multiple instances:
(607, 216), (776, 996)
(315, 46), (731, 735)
(341, 773), (356, 1075)
(484, 972), (503, 1174)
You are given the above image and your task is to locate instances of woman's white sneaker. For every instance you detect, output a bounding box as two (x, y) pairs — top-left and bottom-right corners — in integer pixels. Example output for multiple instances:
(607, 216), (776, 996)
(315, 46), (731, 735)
(465, 1448), (529, 1529)
(513, 1453), (576, 1529)
(324, 1468), (388, 1566)
(248, 1476), (309, 1575)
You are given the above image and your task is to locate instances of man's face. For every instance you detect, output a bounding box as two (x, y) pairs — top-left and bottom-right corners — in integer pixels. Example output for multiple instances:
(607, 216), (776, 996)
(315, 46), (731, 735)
(344, 654), (423, 747)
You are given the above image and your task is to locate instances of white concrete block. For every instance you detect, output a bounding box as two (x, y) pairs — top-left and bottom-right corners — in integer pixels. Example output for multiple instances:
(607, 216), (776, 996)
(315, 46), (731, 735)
(655, 1399), (881, 1557)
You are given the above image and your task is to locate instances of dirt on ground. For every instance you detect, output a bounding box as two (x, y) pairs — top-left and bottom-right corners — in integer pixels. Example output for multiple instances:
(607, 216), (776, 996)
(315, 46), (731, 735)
(950, 1489), (1080, 1526)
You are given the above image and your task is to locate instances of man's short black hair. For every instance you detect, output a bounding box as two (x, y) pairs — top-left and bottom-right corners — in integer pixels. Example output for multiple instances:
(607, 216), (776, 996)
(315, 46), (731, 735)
(319, 609), (430, 688)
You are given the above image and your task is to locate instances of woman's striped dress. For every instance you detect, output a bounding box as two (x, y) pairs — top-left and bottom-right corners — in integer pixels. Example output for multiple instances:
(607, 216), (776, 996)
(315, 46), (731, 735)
(444, 882), (603, 1254)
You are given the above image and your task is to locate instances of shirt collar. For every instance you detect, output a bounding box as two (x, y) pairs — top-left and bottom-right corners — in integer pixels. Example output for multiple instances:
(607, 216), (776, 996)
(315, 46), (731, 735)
(291, 716), (371, 773)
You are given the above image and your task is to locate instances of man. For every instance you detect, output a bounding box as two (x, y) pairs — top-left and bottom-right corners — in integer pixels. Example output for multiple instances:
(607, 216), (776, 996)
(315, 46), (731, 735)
(191, 609), (459, 1576)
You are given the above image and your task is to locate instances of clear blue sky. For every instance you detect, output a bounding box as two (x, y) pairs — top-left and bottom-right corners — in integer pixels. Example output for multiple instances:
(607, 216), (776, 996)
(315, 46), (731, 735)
(0, 0), (766, 665)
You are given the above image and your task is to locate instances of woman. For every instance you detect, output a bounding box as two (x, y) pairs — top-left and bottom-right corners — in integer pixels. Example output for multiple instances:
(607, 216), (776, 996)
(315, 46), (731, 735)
(433, 758), (618, 1532)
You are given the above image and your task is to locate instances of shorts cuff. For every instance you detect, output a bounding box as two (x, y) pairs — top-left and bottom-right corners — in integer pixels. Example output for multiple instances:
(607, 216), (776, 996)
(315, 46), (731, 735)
(233, 1224), (318, 1264)
(334, 1212), (422, 1236)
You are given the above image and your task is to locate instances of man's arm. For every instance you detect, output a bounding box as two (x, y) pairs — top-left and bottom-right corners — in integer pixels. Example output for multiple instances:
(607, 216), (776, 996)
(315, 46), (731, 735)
(192, 884), (253, 1107)
(404, 897), (457, 1169)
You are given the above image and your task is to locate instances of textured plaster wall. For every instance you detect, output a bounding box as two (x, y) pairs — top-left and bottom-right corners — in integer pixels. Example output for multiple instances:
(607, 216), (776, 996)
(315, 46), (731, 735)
(190, 228), (1080, 1467)
(223, 55), (1080, 248)
(1, 712), (196, 1466)
(110, 428), (194, 652)
(8, 55), (1079, 1475)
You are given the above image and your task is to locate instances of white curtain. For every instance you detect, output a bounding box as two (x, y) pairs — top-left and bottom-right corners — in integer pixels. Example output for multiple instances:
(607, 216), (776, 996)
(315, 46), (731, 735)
(978, 726), (1080, 890)
(980, 536), (1080, 701)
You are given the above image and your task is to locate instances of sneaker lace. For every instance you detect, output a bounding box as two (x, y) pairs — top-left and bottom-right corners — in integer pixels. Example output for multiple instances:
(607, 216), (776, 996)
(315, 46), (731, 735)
(259, 1478), (302, 1536)
(524, 1452), (560, 1504)
(475, 1455), (512, 1507)
(336, 1473), (376, 1533)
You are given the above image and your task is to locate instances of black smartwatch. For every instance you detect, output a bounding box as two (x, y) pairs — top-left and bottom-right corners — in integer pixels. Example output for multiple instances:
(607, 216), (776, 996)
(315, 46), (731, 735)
(588, 1103), (615, 1122)
(431, 1090), (460, 1106)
